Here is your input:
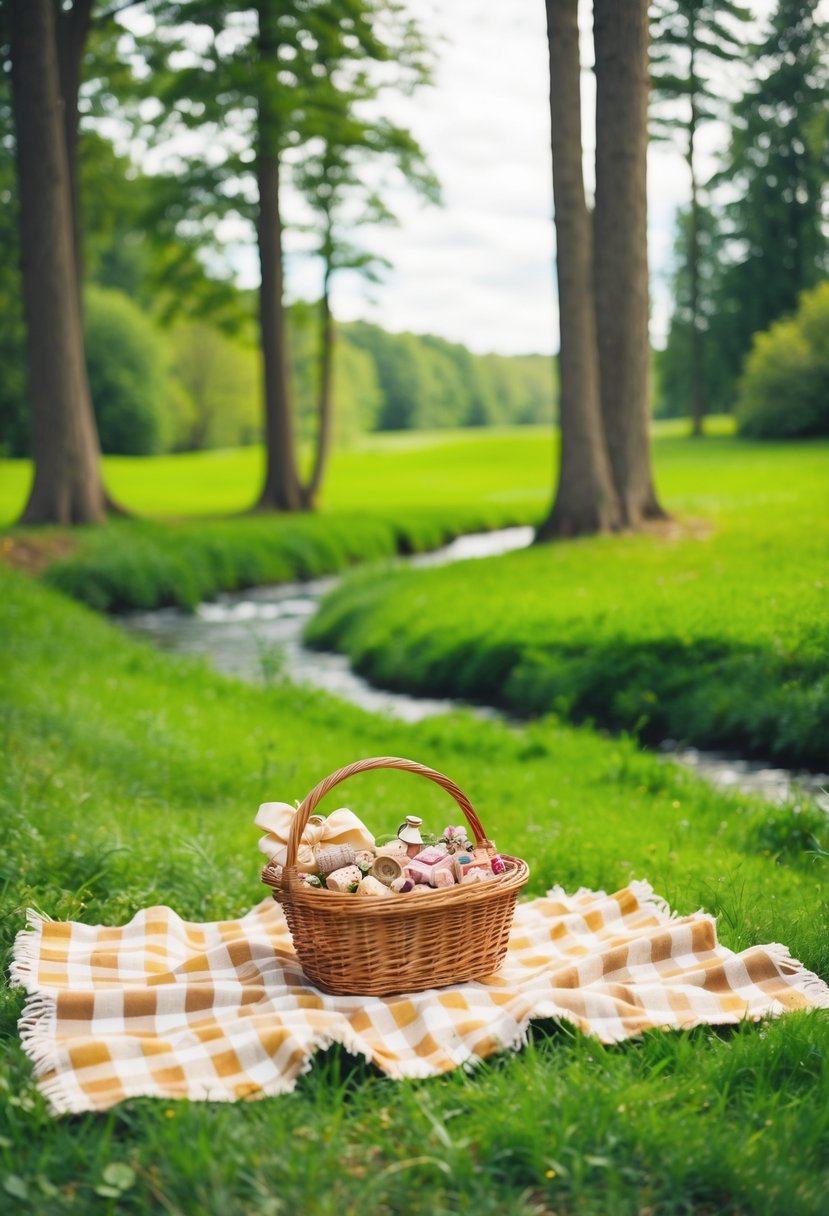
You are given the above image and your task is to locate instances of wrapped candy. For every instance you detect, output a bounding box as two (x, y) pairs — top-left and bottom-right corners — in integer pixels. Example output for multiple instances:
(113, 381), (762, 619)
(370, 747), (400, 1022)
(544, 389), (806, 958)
(315, 844), (356, 875)
(325, 865), (363, 893)
(407, 845), (455, 887)
(461, 866), (493, 884)
(356, 875), (393, 898)
(455, 853), (488, 881)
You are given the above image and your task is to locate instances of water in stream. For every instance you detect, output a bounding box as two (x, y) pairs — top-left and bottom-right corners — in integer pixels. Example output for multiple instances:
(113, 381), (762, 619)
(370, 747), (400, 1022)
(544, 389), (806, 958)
(120, 525), (828, 810)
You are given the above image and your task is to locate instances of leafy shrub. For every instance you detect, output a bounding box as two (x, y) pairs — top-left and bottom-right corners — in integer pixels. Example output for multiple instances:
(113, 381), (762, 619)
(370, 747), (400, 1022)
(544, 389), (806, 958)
(85, 286), (187, 455)
(736, 281), (829, 438)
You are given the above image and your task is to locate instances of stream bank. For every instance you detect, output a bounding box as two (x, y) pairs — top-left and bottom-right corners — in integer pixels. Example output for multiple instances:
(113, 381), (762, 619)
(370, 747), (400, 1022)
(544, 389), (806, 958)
(120, 526), (828, 811)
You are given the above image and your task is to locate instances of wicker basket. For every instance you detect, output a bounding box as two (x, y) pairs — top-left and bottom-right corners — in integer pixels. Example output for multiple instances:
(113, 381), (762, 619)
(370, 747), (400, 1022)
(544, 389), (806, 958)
(266, 755), (529, 996)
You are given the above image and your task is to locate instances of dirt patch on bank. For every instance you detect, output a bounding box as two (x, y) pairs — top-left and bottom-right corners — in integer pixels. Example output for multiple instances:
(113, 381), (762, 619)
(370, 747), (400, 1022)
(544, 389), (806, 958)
(0, 534), (78, 575)
(639, 515), (714, 542)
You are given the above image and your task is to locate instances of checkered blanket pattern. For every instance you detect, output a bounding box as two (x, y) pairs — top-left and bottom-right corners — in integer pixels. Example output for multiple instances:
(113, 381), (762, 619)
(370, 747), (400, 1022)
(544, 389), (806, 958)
(11, 882), (828, 1115)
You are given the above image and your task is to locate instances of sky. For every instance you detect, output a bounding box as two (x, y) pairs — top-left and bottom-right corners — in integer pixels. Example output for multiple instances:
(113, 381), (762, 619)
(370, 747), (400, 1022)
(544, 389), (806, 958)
(126, 0), (781, 358)
(276, 0), (740, 357)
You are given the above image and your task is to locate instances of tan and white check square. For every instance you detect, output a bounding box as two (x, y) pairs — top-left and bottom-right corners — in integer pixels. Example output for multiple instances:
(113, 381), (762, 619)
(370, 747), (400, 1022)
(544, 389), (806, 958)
(11, 882), (828, 1115)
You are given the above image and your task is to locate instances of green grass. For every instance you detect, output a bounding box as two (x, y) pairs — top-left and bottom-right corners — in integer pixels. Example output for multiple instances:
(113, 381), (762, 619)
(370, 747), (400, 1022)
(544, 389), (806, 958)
(307, 437), (829, 768)
(1, 420), (745, 618)
(38, 508), (534, 614)
(2, 427), (559, 612)
(0, 418), (738, 525)
(0, 427), (557, 524)
(2, 564), (829, 1214)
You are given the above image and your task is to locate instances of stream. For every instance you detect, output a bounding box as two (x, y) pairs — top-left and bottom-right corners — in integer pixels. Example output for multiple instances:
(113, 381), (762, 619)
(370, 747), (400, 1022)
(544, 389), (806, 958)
(120, 526), (829, 811)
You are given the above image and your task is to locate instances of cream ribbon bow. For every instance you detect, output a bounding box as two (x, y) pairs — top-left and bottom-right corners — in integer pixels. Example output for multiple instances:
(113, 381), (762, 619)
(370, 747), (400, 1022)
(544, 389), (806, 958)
(255, 802), (375, 872)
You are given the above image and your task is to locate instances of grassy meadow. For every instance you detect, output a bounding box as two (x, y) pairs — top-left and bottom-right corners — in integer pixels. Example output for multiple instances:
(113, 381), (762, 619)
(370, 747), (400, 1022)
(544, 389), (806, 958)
(1, 563), (828, 1214)
(0, 417), (738, 526)
(2, 421), (829, 1213)
(0, 427), (555, 524)
(308, 435), (829, 767)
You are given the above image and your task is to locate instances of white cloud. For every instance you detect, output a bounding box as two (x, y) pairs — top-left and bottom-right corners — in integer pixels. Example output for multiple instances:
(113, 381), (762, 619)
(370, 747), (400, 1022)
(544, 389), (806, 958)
(128, 0), (787, 356)
(288, 0), (698, 354)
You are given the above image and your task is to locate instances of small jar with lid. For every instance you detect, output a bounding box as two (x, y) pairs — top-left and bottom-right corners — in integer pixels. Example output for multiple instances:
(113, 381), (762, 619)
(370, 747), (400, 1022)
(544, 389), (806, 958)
(396, 814), (425, 858)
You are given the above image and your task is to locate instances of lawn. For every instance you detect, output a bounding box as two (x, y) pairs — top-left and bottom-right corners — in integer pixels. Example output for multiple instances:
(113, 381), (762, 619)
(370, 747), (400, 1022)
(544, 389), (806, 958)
(0, 418), (737, 526)
(0, 427), (555, 524)
(1, 558), (828, 1214)
(307, 436), (829, 767)
(2, 420), (828, 1212)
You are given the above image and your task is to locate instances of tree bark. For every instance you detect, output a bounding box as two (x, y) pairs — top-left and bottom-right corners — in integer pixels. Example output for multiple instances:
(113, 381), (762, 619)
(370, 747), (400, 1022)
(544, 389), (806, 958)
(593, 0), (666, 524)
(56, 0), (95, 286)
(536, 0), (621, 542)
(254, 3), (303, 512)
(301, 263), (334, 510)
(687, 34), (705, 438)
(10, 0), (107, 525)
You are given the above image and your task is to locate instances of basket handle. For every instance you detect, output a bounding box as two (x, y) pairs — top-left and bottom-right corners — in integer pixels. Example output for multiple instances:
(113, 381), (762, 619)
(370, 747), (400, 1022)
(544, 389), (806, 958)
(285, 756), (491, 871)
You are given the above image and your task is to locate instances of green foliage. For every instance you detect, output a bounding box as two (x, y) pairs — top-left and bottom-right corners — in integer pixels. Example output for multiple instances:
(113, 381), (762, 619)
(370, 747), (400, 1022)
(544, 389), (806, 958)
(346, 321), (555, 430)
(1, 562), (828, 1213)
(655, 1), (829, 417)
(736, 281), (829, 438)
(167, 318), (261, 450)
(655, 205), (735, 418)
(84, 286), (188, 455)
(650, 1), (753, 147)
(710, 0), (829, 396)
(41, 515), (403, 613)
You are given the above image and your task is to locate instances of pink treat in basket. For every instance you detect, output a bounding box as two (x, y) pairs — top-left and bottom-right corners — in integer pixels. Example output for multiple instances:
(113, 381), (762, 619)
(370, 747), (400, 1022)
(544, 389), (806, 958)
(407, 847), (455, 887)
(413, 845), (449, 865)
(461, 866), (493, 885)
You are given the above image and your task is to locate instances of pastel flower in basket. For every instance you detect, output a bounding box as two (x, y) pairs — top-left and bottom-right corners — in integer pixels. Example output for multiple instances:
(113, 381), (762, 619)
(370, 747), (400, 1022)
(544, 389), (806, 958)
(439, 824), (474, 854)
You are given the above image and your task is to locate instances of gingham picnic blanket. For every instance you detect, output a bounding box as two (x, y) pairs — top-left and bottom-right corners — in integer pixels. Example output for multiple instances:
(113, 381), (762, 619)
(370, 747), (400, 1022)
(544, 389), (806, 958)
(11, 881), (828, 1115)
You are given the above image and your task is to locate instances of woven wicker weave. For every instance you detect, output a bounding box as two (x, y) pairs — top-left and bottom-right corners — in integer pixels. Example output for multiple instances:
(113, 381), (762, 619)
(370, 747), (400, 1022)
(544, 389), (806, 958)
(267, 756), (529, 996)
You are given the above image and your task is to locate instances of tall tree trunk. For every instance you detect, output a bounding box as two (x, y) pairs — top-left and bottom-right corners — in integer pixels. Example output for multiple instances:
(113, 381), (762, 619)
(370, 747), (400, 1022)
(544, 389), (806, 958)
(301, 262), (334, 510)
(536, 0), (621, 542)
(593, 0), (665, 524)
(56, 0), (95, 286)
(687, 35), (705, 438)
(9, 0), (106, 526)
(254, 5), (303, 512)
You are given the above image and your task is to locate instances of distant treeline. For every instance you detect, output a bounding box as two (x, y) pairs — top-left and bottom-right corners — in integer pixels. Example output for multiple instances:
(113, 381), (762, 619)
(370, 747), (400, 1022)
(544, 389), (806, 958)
(0, 285), (555, 458)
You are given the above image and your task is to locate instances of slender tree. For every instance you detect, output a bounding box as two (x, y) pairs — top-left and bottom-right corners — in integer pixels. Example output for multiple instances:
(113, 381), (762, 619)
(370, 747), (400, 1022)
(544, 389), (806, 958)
(536, 0), (621, 540)
(8, 0), (107, 524)
(294, 80), (436, 507)
(254, 0), (303, 509)
(650, 0), (751, 436)
(593, 0), (664, 524)
(711, 0), (829, 395)
(145, 0), (432, 513)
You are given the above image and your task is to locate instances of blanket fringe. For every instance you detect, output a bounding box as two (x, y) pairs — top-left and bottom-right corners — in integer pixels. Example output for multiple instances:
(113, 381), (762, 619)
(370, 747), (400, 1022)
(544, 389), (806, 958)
(763, 943), (829, 1010)
(8, 908), (47, 988)
(10, 910), (72, 1115)
(627, 879), (685, 922)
